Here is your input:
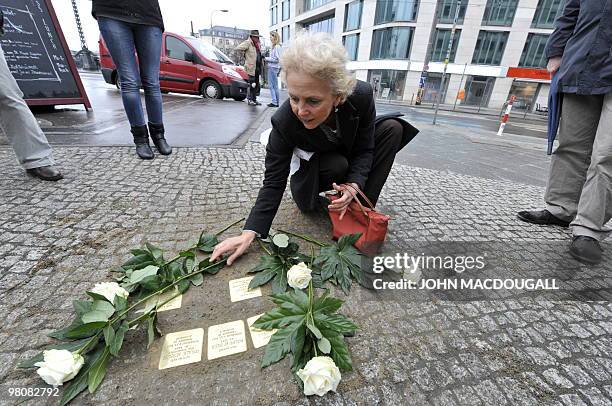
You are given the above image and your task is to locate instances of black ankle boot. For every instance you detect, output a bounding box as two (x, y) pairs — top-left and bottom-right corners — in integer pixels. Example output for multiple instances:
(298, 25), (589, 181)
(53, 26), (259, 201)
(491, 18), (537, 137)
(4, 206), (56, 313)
(148, 122), (172, 155)
(130, 125), (154, 160)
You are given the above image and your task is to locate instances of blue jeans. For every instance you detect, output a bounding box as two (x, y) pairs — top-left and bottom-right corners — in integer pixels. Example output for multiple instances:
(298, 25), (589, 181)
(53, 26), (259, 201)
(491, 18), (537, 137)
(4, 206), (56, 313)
(98, 17), (163, 127)
(268, 67), (280, 105)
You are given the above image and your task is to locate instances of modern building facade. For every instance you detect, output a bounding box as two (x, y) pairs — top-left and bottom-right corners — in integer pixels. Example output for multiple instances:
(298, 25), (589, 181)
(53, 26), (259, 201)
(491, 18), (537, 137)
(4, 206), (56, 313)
(269, 0), (564, 110)
(198, 26), (251, 58)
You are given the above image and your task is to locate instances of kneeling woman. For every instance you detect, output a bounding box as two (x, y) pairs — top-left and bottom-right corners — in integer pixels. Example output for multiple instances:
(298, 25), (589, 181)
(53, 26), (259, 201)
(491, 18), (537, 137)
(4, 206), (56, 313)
(212, 32), (417, 264)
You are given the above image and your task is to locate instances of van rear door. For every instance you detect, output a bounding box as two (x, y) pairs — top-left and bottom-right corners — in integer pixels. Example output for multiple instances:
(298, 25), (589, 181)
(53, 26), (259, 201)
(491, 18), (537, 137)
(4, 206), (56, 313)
(160, 35), (197, 92)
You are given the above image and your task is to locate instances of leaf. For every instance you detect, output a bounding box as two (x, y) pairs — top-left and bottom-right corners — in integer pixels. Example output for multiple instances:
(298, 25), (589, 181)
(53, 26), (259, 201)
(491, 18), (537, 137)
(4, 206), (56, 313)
(129, 265), (159, 284)
(272, 233), (289, 248)
(139, 275), (162, 292)
(313, 234), (364, 293)
(197, 233), (219, 253)
(81, 300), (115, 324)
(248, 268), (276, 289)
(146, 315), (157, 348)
(321, 329), (353, 372)
(198, 258), (225, 275)
(121, 253), (154, 270)
(248, 255), (289, 292)
(306, 319), (322, 339)
(253, 291), (308, 330)
(189, 272), (204, 286)
(177, 280), (190, 293)
(317, 337), (331, 354)
(316, 313), (358, 334)
(86, 291), (110, 303)
(87, 346), (111, 393)
(145, 243), (163, 261)
(313, 292), (344, 314)
(113, 295), (128, 313)
(110, 322), (129, 356)
(59, 347), (104, 406)
(130, 249), (149, 256)
(66, 322), (107, 339)
(103, 325), (115, 348)
(289, 324), (306, 371)
(18, 339), (90, 368)
(73, 300), (93, 317)
(261, 321), (304, 368)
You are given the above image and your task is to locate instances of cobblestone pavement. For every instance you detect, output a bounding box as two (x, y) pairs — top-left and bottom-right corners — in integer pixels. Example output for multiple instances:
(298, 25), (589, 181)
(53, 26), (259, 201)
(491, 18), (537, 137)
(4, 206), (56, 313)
(0, 135), (610, 405)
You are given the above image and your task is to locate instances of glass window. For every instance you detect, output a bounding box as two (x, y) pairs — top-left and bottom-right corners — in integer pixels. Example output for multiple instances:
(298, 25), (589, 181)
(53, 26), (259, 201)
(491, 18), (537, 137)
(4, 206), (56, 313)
(368, 70), (407, 101)
(374, 0), (419, 24)
(186, 38), (234, 64)
(482, 0), (518, 26)
(344, 0), (363, 32)
(431, 29), (461, 63)
(508, 81), (539, 110)
(282, 0), (291, 21)
(282, 25), (290, 42)
(304, 0), (334, 12)
(519, 33), (549, 68)
(166, 36), (193, 61)
(370, 27), (414, 59)
(438, 0), (468, 24)
(271, 0), (277, 5)
(303, 15), (335, 34)
(531, 0), (564, 28)
(343, 34), (360, 61)
(463, 75), (495, 106)
(271, 6), (278, 25)
(472, 30), (509, 65)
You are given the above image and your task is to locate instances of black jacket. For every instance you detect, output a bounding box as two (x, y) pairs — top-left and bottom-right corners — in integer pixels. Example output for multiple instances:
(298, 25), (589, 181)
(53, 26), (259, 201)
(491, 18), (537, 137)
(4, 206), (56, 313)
(0, 9), (4, 36)
(92, 0), (164, 31)
(244, 80), (418, 237)
(545, 0), (612, 95)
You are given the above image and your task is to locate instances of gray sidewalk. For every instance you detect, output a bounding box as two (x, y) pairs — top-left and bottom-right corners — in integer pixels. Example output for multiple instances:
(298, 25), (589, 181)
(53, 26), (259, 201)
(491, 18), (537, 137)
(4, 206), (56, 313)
(0, 100), (610, 405)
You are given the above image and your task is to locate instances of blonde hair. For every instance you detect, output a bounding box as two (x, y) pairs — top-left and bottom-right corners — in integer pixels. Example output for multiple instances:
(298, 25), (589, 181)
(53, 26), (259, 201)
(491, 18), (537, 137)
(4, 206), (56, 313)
(280, 31), (356, 103)
(270, 31), (280, 46)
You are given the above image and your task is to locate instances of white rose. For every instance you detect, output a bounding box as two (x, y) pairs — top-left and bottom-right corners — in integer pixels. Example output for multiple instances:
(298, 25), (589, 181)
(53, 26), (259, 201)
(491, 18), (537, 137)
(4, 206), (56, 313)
(287, 262), (312, 290)
(297, 356), (341, 396)
(91, 281), (129, 303)
(35, 349), (84, 387)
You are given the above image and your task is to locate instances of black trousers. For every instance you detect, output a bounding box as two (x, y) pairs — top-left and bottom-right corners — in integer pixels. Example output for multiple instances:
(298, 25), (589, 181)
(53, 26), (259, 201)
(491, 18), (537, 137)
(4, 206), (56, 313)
(247, 74), (260, 102)
(290, 118), (404, 211)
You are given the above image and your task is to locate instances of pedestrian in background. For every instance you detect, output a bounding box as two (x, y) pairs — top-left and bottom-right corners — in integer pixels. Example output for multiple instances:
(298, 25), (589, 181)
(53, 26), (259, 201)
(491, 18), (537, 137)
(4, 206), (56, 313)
(265, 31), (282, 108)
(0, 10), (63, 181)
(92, 0), (172, 159)
(235, 30), (263, 106)
(518, 0), (612, 265)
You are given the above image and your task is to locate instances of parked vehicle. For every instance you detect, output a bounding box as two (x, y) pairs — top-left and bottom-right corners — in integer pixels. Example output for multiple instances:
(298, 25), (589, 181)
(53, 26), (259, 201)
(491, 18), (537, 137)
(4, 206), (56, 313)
(99, 32), (249, 101)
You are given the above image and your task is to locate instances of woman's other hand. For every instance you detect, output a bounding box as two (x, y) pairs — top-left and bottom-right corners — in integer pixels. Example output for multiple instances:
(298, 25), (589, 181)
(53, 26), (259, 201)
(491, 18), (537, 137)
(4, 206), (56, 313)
(210, 230), (257, 266)
(328, 182), (359, 220)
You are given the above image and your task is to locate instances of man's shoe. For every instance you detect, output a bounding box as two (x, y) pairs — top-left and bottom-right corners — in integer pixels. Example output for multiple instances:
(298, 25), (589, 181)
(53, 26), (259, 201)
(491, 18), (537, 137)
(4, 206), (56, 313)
(130, 125), (154, 160)
(569, 236), (602, 265)
(248, 100), (261, 106)
(26, 165), (63, 181)
(148, 122), (172, 155)
(517, 209), (570, 227)
(267, 103), (279, 107)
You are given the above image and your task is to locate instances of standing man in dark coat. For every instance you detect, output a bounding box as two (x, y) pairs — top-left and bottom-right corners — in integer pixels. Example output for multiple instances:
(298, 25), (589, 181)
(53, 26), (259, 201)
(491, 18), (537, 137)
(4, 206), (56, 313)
(518, 0), (612, 265)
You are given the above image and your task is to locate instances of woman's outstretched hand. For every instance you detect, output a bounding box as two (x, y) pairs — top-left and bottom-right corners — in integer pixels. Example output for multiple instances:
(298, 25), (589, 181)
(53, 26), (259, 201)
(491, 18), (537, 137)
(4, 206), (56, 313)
(328, 182), (359, 220)
(211, 230), (257, 266)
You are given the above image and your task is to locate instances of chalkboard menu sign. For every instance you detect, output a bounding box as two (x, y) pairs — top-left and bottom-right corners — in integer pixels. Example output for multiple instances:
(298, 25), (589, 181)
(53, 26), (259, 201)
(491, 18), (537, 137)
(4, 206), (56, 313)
(0, 0), (91, 109)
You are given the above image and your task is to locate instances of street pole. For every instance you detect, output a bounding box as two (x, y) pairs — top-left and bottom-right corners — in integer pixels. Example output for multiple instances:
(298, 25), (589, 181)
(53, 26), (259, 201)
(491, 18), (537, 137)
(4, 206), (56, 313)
(433, 0), (461, 125)
(453, 62), (467, 110)
(415, 0), (443, 105)
(210, 9), (229, 48)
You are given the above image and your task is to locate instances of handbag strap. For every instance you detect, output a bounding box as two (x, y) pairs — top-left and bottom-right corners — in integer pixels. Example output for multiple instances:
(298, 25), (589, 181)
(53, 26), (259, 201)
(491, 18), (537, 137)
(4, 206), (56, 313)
(343, 183), (375, 211)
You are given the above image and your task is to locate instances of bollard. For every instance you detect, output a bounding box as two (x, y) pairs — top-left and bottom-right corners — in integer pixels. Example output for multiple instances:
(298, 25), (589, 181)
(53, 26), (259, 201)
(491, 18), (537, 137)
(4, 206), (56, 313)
(497, 96), (516, 136)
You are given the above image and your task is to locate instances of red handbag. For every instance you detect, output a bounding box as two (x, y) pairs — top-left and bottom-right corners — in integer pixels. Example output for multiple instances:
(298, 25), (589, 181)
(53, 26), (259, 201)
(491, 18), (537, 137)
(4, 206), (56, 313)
(326, 185), (390, 255)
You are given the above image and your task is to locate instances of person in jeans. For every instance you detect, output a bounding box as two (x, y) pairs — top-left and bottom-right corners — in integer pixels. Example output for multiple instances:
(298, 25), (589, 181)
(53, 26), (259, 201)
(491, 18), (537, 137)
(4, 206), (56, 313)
(235, 30), (263, 106)
(265, 31), (282, 107)
(0, 11), (62, 181)
(517, 0), (611, 265)
(92, 0), (171, 159)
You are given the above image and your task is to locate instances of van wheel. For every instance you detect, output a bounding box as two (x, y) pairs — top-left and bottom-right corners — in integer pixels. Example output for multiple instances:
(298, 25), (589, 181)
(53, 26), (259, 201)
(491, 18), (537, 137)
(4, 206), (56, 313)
(233, 95), (246, 102)
(201, 80), (223, 99)
(114, 74), (121, 90)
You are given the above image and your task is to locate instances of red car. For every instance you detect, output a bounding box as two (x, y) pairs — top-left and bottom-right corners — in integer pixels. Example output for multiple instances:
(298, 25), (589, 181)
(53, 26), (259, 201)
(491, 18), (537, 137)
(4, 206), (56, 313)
(99, 32), (249, 101)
